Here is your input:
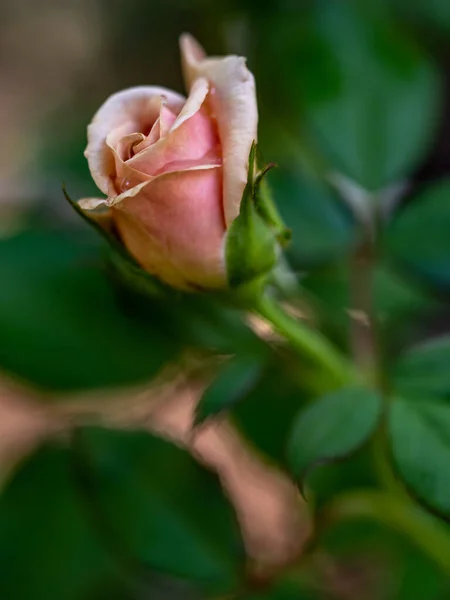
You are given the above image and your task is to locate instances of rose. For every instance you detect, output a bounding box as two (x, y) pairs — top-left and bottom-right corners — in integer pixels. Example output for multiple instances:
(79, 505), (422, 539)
(79, 34), (257, 291)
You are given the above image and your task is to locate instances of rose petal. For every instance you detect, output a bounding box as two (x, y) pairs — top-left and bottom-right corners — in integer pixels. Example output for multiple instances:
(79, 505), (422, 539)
(78, 197), (108, 210)
(170, 77), (209, 131)
(147, 117), (161, 145)
(112, 165), (226, 289)
(180, 34), (258, 226)
(134, 101), (178, 153)
(160, 103), (178, 137)
(127, 78), (219, 177)
(85, 86), (185, 196)
(115, 133), (146, 161)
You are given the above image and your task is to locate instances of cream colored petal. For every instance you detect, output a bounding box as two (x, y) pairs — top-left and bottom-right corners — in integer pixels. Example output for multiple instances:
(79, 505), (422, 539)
(85, 86), (186, 197)
(77, 198), (114, 233)
(179, 33), (207, 87)
(170, 77), (209, 132)
(179, 34), (258, 225)
(109, 180), (152, 206)
(78, 197), (108, 210)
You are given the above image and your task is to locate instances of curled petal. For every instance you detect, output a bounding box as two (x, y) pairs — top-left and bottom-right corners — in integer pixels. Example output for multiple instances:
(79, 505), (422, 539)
(78, 197), (108, 211)
(85, 86), (185, 196)
(128, 78), (219, 177)
(171, 77), (209, 131)
(180, 34), (258, 225)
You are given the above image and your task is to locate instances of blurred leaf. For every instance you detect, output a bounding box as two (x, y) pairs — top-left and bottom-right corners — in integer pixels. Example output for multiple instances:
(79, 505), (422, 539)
(287, 386), (382, 487)
(195, 354), (266, 426)
(319, 518), (447, 600)
(0, 229), (180, 392)
(387, 179), (450, 289)
(393, 336), (450, 400)
(0, 445), (132, 600)
(174, 294), (263, 356)
(302, 261), (438, 351)
(391, 0), (450, 33)
(278, 2), (440, 190)
(232, 359), (311, 468)
(244, 574), (318, 599)
(271, 170), (356, 268)
(307, 447), (379, 509)
(389, 396), (450, 516)
(73, 427), (244, 594)
(374, 266), (435, 322)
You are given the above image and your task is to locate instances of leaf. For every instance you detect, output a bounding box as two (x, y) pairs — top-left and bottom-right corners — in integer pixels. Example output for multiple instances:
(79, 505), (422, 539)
(0, 445), (132, 600)
(195, 355), (265, 426)
(231, 359), (312, 468)
(387, 180), (450, 289)
(287, 386), (382, 489)
(73, 427), (245, 594)
(302, 262), (438, 352)
(0, 229), (180, 392)
(279, 2), (440, 190)
(393, 336), (450, 400)
(392, 0), (450, 33)
(272, 170), (356, 268)
(244, 575), (318, 599)
(388, 397), (450, 516)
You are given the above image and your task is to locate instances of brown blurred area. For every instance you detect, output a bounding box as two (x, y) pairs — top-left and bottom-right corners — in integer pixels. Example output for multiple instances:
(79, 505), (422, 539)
(0, 0), (103, 210)
(0, 370), (311, 573)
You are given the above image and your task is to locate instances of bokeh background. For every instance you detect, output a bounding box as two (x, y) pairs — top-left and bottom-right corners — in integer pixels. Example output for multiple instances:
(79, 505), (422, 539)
(1, 0), (450, 598)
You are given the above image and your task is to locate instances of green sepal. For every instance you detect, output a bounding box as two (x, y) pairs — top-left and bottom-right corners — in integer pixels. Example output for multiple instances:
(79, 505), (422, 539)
(253, 157), (291, 247)
(225, 143), (281, 289)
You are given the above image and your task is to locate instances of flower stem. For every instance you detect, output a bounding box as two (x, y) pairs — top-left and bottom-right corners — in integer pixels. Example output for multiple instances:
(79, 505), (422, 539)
(317, 490), (450, 574)
(256, 294), (355, 390)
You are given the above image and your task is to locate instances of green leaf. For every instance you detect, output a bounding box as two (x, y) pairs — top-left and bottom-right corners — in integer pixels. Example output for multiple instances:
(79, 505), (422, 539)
(0, 445), (131, 600)
(231, 359), (311, 468)
(319, 517), (447, 600)
(387, 180), (450, 289)
(302, 262), (438, 352)
(244, 574), (318, 599)
(272, 170), (356, 268)
(393, 337), (450, 400)
(388, 397), (450, 516)
(0, 229), (180, 392)
(195, 354), (265, 426)
(73, 427), (244, 594)
(392, 0), (450, 33)
(281, 3), (440, 190)
(287, 386), (382, 488)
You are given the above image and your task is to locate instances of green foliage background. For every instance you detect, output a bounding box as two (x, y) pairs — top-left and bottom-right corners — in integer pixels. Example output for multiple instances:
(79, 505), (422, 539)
(1, 0), (450, 598)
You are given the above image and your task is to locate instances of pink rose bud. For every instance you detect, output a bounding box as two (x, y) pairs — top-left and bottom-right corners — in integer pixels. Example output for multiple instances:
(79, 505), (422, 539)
(78, 34), (261, 291)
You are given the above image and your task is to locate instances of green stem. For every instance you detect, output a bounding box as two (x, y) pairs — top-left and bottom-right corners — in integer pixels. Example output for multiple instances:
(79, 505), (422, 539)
(317, 490), (450, 574)
(256, 294), (355, 389)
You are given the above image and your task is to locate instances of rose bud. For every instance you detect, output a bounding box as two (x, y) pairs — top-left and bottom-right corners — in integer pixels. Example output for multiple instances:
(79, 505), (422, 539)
(77, 34), (284, 291)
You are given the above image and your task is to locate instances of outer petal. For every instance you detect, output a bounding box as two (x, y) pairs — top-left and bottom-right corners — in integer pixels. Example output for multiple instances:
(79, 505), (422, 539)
(112, 166), (226, 290)
(85, 86), (185, 196)
(180, 34), (258, 226)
